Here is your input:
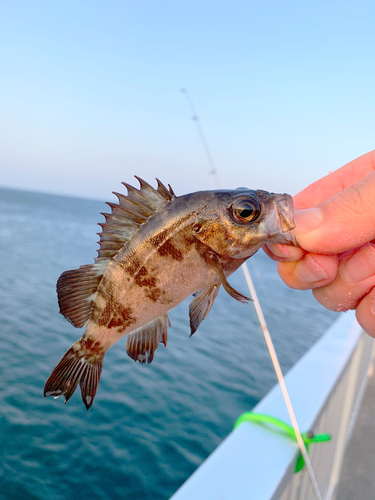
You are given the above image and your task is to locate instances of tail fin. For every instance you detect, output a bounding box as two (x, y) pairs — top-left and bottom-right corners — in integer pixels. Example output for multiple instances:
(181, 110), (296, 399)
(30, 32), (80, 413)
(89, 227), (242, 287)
(44, 340), (105, 410)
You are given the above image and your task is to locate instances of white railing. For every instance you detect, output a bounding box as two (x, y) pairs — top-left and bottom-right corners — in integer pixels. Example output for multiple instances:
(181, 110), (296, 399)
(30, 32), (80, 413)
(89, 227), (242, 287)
(171, 311), (375, 500)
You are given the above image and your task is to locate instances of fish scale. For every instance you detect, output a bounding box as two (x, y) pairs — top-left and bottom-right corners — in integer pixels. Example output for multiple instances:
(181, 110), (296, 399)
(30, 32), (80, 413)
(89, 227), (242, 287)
(45, 178), (295, 410)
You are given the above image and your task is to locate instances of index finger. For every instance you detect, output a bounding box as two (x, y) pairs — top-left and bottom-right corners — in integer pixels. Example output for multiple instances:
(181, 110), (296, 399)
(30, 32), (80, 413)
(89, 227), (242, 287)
(294, 150), (375, 210)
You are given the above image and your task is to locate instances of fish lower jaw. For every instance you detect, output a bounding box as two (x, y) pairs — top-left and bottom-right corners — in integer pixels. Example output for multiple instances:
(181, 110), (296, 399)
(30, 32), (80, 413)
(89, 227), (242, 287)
(266, 231), (297, 246)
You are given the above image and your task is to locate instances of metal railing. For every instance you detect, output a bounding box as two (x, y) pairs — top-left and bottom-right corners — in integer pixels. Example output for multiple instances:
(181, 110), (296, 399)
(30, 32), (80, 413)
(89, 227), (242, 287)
(171, 311), (375, 500)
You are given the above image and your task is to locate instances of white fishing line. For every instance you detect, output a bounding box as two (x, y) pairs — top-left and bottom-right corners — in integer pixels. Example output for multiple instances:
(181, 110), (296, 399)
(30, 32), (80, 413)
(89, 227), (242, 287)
(182, 87), (323, 500)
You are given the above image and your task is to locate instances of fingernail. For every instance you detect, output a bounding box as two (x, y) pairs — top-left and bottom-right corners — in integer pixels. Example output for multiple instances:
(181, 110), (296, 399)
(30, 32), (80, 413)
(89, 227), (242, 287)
(267, 243), (289, 258)
(295, 255), (329, 282)
(343, 243), (375, 283)
(293, 208), (324, 235)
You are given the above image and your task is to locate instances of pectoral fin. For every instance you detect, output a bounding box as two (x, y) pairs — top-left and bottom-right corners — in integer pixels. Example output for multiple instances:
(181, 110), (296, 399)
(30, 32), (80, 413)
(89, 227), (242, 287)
(126, 315), (171, 364)
(189, 285), (220, 336)
(207, 253), (251, 304)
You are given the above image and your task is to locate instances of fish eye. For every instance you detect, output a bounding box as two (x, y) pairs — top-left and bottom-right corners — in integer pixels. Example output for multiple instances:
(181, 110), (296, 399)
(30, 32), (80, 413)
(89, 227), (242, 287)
(229, 197), (261, 223)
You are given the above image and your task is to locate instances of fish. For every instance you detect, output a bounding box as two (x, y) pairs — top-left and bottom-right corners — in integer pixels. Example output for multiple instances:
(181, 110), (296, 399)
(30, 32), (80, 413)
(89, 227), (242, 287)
(44, 178), (295, 410)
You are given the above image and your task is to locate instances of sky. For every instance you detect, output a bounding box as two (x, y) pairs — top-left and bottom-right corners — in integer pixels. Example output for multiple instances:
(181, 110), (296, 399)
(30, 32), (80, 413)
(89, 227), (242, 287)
(1, 0), (374, 200)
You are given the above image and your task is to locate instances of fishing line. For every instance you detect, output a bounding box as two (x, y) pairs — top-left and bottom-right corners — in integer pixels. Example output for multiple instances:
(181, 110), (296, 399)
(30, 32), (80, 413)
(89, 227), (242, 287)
(181, 87), (323, 500)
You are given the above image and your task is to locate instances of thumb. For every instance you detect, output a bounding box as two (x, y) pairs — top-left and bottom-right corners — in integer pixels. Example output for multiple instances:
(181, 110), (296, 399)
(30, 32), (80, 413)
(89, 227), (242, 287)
(294, 171), (375, 254)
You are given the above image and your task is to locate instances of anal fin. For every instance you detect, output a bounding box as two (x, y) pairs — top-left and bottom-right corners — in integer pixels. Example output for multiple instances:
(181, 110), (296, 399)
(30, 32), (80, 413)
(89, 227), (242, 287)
(207, 253), (251, 304)
(189, 285), (220, 336)
(126, 315), (170, 364)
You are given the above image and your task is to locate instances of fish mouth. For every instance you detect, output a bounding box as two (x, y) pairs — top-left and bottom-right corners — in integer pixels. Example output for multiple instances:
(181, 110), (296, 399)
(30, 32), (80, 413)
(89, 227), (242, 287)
(266, 194), (297, 246)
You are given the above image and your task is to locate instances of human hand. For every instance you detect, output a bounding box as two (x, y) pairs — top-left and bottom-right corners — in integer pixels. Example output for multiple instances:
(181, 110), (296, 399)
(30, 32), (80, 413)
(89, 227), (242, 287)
(264, 150), (375, 336)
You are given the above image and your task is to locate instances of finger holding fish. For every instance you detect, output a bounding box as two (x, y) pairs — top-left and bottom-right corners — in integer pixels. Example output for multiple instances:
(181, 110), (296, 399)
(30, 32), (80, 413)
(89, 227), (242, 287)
(355, 288), (375, 338)
(263, 242), (305, 262)
(276, 253), (339, 290)
(312, 244), (375, 314)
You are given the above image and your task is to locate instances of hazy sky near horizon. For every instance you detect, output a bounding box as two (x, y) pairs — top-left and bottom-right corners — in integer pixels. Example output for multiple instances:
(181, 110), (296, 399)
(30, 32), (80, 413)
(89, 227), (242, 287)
(1, 1), (374, 201)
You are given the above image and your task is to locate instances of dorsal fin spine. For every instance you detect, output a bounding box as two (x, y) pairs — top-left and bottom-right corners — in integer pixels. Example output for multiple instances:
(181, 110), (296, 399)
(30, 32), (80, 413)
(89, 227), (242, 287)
(122, 182), (160, 211)
(134, 176), (159, 195)
(99, 215), (140, 229)
(134, 176), (170, 205)
(156, 178), (173, 201)
(105, 202), (146, 224)
(113, 191), (153, 217)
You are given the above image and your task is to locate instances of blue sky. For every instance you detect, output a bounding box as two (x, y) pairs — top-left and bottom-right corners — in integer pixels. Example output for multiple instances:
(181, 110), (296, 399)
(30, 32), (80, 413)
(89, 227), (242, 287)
(1, 1), (374, 200)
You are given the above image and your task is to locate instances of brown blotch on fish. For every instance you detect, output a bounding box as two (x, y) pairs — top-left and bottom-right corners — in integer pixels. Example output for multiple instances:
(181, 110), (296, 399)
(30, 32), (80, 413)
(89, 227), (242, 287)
(75, 338), (106, 360)
(149, 229), (169, 248)
(120, 256), (141, 276)
(144, 287), (164, 303)
(97, 295), (115, 326)
(157, 241), (184, 261)
(134, 266), (157, 288)
(107, 305), (137, 333)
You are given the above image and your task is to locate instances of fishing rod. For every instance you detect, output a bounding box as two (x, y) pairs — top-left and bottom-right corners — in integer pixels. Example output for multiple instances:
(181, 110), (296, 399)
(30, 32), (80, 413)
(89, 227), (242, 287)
(180, 88), (221, 188)
(181, 87), (323, 500)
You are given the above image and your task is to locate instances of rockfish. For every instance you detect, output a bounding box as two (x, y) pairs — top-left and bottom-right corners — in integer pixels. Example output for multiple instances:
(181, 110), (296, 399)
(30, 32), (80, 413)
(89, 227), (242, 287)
(44, 178), (295, 409)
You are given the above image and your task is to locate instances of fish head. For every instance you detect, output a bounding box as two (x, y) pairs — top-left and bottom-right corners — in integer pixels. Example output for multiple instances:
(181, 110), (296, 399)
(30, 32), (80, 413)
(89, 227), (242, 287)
(193, 188), (296, 259)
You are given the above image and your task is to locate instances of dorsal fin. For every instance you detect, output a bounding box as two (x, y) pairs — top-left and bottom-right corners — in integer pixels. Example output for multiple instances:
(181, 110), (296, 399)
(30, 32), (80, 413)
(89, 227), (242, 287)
(57, 261), (108, 328)
(96, 177), (175, 261)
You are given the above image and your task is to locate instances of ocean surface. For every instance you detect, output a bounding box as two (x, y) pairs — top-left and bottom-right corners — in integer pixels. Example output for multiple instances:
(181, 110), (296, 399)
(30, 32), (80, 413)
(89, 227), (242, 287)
(0, 186), (337, 500)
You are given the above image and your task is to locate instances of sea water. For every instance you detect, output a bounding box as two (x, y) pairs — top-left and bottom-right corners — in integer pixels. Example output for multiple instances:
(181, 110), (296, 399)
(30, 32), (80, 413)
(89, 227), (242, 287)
(0, 187), (337, 500)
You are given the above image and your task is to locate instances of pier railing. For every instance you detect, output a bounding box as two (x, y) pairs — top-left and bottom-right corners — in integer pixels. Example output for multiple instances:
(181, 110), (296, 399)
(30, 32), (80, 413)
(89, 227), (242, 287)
(171, 311), (375, 500)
